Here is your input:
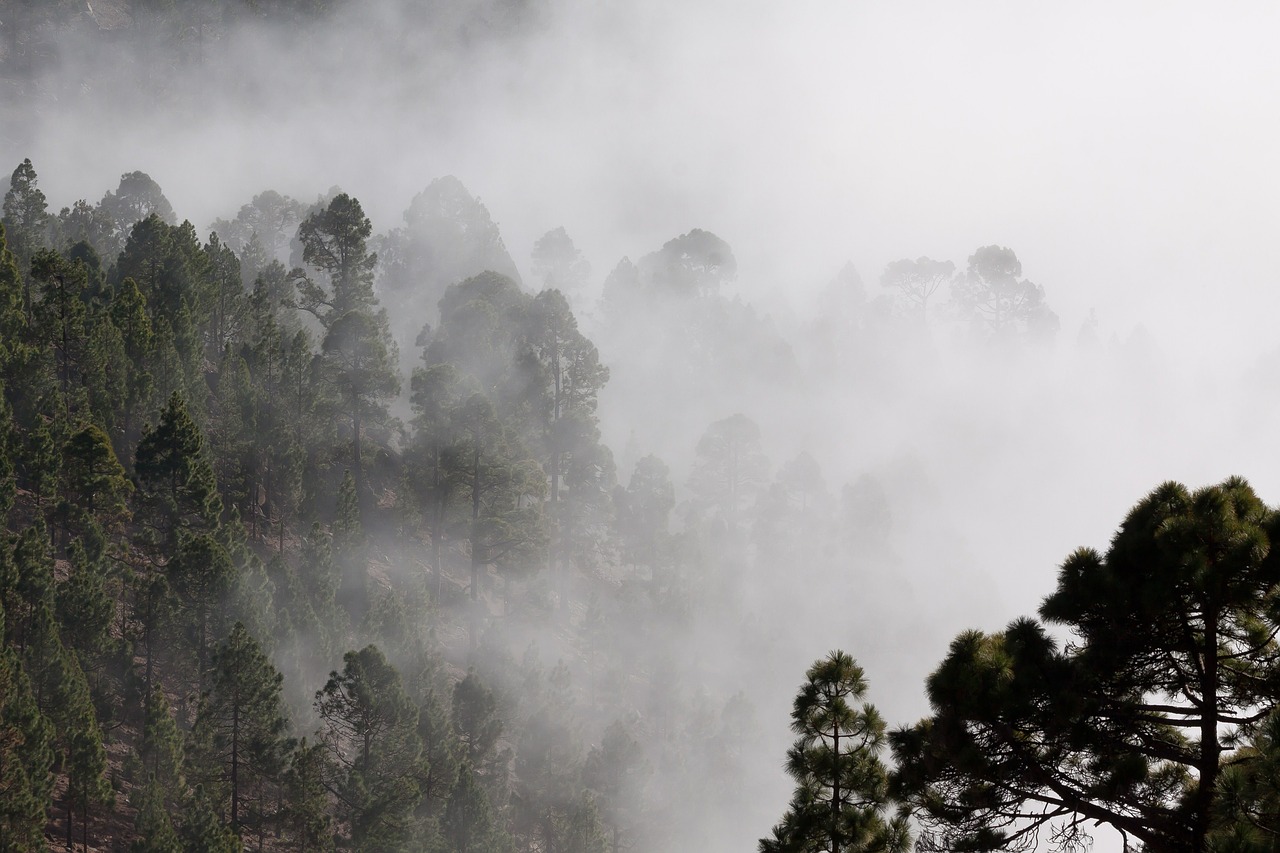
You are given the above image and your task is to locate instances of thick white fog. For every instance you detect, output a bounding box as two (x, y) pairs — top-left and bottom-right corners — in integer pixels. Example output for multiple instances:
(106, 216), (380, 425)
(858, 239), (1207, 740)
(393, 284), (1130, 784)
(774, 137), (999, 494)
(5, 2), (1280, 849)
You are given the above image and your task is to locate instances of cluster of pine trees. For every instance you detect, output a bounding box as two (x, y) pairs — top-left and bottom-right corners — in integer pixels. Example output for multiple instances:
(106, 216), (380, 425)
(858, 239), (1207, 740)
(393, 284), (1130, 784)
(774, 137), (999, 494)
(761, 477), (1280, 853)
(0, 159), (666, 852)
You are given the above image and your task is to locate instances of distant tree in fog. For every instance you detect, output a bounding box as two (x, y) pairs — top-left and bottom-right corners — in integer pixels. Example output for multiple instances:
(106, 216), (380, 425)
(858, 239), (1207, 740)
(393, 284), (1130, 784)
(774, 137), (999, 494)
(532, 226), (591, 297)
(879, 256), (954, 322)
(377, 176), (522, 330)
(293, 193), (400, 507)
(760, 650), (910, 853)
(951, 245), (1058, 342)
(688, 413), (770, 529)
(616, 454), (675, 577)
(209, 189), (306, 263)
(2, 159), (51, 295)
(96, 171), (177, 260)
(604, 228), (736, 307)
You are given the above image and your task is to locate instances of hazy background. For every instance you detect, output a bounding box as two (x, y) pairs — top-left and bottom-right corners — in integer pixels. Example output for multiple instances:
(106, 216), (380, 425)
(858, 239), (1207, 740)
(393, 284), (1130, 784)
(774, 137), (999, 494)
(5, 1), (1280, 848)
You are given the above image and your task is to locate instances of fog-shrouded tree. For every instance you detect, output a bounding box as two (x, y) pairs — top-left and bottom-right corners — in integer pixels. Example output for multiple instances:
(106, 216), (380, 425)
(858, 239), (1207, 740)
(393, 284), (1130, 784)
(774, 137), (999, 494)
(892, 477), (1280, 853)
(761, 651), (910, 853)
(3, 158), (51, 310)
(97, 171), (176, 261)
(951, 245), (1058, 343)
(616, 454), (675, 579)
(293, 193), (399, 508)
(879, 256), (954, 322)
(523, 287), (611, 610)
(209, 189), (306, 262)
(376, 176), (522, 332)
(532, 226), (591, 300)
(688, 413), (770, 530)
(315, 644), (426, 850)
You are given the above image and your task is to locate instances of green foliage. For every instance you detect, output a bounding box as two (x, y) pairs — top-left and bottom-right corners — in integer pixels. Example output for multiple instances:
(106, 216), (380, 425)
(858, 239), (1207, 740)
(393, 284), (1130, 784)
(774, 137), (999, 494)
(130, 777), (181, 853)
(282, 738), (335, 852)
(2, 160), (51, 272)
(190, 622), (290, 832)
(892, 478), (1280, 853)
(135, 392), (221, 547)
(0, 616), (55, 851)
(443, 768), (509, 853)
(177, 784), (240, 853)
(316, 645), (426, 849)
(761, 651), (909, 853)
(61, 422), (133, 541)
(139, 686), (184, 795)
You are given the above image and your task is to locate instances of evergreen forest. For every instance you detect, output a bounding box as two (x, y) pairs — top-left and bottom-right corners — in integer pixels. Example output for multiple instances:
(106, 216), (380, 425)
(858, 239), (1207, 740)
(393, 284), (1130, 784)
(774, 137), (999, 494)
(3, 4), (1280, 853)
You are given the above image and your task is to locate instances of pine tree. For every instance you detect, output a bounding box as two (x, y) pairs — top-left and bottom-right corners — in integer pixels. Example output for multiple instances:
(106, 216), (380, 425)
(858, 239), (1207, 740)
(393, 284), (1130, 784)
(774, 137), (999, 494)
(60, 423), (133, 544)
(169, 534), (237, 683)
(107, 277), (155, 455)
(129, 777), (181, 853)
(30, 249), (90, 415)
(443, 768), (509, 853)
(2, 159), (51, 316)
(135, 392), (221, 549)
(139, 686), (184, 796)
(177, 785), (240, 853)
(294, 193), (399, 510)
(191, 622), (290, 833)
(282, 737), (335, 852)
(332, 469), (368, 622)
(0, 601), (56, 851)
(315, 645), (425, 850)
(451, 668), (503, 771)
(760, 651), (909, 853)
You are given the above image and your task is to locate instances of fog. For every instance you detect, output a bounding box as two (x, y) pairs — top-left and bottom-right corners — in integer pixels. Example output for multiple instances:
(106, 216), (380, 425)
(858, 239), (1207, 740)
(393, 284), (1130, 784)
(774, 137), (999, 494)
(5, 1), (1280, 850)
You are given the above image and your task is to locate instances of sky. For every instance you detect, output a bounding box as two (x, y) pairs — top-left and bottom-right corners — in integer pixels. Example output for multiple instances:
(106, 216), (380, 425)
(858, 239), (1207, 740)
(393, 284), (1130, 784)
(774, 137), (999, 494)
(6, 2), (1280, 848)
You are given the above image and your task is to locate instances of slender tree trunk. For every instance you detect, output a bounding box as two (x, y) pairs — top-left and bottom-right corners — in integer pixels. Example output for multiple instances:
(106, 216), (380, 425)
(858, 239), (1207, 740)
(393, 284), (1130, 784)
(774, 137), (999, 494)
(832, 721), (840, 853)
(1194, 607), (1220, 853)
(232, 701), (241, 830)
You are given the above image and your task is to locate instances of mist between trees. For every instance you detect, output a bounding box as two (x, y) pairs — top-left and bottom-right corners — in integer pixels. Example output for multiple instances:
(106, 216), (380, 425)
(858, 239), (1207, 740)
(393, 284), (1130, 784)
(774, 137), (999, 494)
(2, 147), (1279, 853)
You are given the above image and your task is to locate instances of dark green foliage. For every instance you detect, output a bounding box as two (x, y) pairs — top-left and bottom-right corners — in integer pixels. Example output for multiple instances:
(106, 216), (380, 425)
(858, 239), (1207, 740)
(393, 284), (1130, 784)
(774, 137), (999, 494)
(130, 777), (182, 853)
(0, 604), (55, 851)
(135, 392), (221, 547)
(139, 686), (184, 794)
(294, 193), (399, 508)
(177, 784), (240, 853)
(316, 645), (425, 849)
(190, 622), (290, 832)
(443, 768), (509, 853)
(452, 668), (503, 770)
(761, 651), (908, 853)
(169, 534), (237, 682)
(2, 159), (50, 319)
(282, 738), (335, 852)
(892, 478), (1280, 853)
(61, 423), (133, 544)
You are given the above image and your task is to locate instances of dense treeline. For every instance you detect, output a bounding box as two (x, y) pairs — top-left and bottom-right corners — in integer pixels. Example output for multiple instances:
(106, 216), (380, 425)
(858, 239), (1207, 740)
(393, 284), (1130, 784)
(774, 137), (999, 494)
(7, 153), (1264, 853)
(0, 160), (641, 851)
